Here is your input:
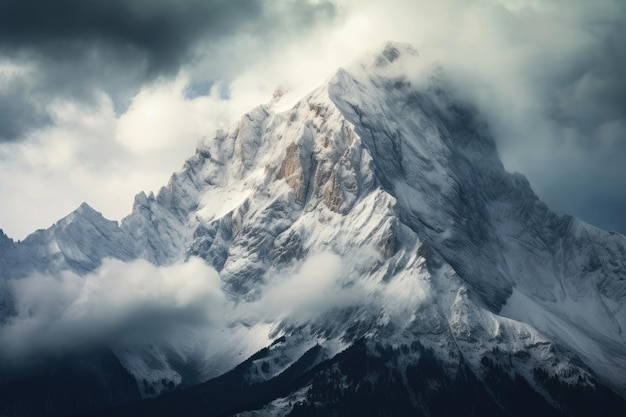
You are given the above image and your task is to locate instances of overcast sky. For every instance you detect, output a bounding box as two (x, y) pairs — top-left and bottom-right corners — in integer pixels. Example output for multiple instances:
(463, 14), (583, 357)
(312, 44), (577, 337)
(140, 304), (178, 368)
(0, 0), (624, 239)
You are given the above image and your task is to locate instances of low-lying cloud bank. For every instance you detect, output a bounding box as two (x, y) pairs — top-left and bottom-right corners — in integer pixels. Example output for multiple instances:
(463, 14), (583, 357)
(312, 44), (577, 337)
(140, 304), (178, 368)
(0, 258), (226, 361)
(0, 251), (377, 370)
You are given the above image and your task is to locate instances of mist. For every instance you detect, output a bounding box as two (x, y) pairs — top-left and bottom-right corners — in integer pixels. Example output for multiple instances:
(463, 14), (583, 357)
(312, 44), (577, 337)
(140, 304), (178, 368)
(0, 251), (387, 374)
(0, 258), (226, 363)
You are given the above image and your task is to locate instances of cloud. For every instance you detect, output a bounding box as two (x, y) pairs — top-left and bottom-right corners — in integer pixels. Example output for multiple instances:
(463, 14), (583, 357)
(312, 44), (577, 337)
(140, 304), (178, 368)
(0, 61), (50, 140)
(0, 257), (227, 363)
(0, 0), (337, 141)
(0, 251), (378, 370)
(243, 252), (368, 323)
(0, 0), (335, 79)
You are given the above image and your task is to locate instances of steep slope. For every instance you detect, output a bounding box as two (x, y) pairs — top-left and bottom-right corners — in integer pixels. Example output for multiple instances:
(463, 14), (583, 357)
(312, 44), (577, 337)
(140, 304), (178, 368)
(1, 42), (626, 416)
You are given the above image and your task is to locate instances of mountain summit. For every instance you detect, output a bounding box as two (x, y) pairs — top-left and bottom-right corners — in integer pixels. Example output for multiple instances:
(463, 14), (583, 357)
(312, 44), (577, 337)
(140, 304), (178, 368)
(1, 42), (626, 416)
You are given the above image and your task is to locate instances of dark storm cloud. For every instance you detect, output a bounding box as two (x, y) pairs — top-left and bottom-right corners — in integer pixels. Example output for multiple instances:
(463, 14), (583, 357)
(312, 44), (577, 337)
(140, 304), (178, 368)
(519, 18), (626, 233)
(0, 75), (51, 140)
(0, 0), (262, 76)
(0, 0), (337, 141)
(548, 24), (626, 146)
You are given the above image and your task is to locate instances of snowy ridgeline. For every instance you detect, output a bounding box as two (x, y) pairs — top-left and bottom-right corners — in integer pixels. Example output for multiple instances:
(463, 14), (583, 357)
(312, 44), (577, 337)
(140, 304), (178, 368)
(0, 42), (625, 416)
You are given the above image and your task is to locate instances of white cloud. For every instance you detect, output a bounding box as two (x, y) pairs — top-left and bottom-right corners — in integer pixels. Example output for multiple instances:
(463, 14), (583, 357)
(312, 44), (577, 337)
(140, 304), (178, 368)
(244, 252), (361, 322)
(0, 257), (226, 361)
(0, 250), (386, 368)
(117, 75), (228, 154)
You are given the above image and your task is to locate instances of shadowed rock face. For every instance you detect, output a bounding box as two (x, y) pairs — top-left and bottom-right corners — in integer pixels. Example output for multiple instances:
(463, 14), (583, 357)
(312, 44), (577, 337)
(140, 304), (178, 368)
(1, 42), (626, 416)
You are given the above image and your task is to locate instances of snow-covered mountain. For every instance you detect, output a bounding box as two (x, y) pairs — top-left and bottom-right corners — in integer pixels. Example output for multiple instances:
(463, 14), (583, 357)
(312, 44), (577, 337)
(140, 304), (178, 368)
(1, 42), (625, 416)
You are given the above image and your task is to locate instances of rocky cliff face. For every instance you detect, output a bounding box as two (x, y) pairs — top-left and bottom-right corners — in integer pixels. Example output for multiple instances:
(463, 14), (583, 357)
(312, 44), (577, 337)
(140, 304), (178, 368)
(1, 42), (626, 416)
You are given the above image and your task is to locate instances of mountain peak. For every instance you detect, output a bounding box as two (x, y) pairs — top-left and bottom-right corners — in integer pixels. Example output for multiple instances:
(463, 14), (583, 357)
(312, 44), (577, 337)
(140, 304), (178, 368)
(76, 201), (97, 214)
(339, 41), (421, 80)
(377, 41), (419, 64)
(0, 228), (14, 248)
(57, 201), (103, 224)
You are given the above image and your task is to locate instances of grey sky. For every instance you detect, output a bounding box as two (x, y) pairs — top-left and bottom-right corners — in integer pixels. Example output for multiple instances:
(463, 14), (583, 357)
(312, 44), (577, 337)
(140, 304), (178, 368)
(0, 0), (624, 238)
